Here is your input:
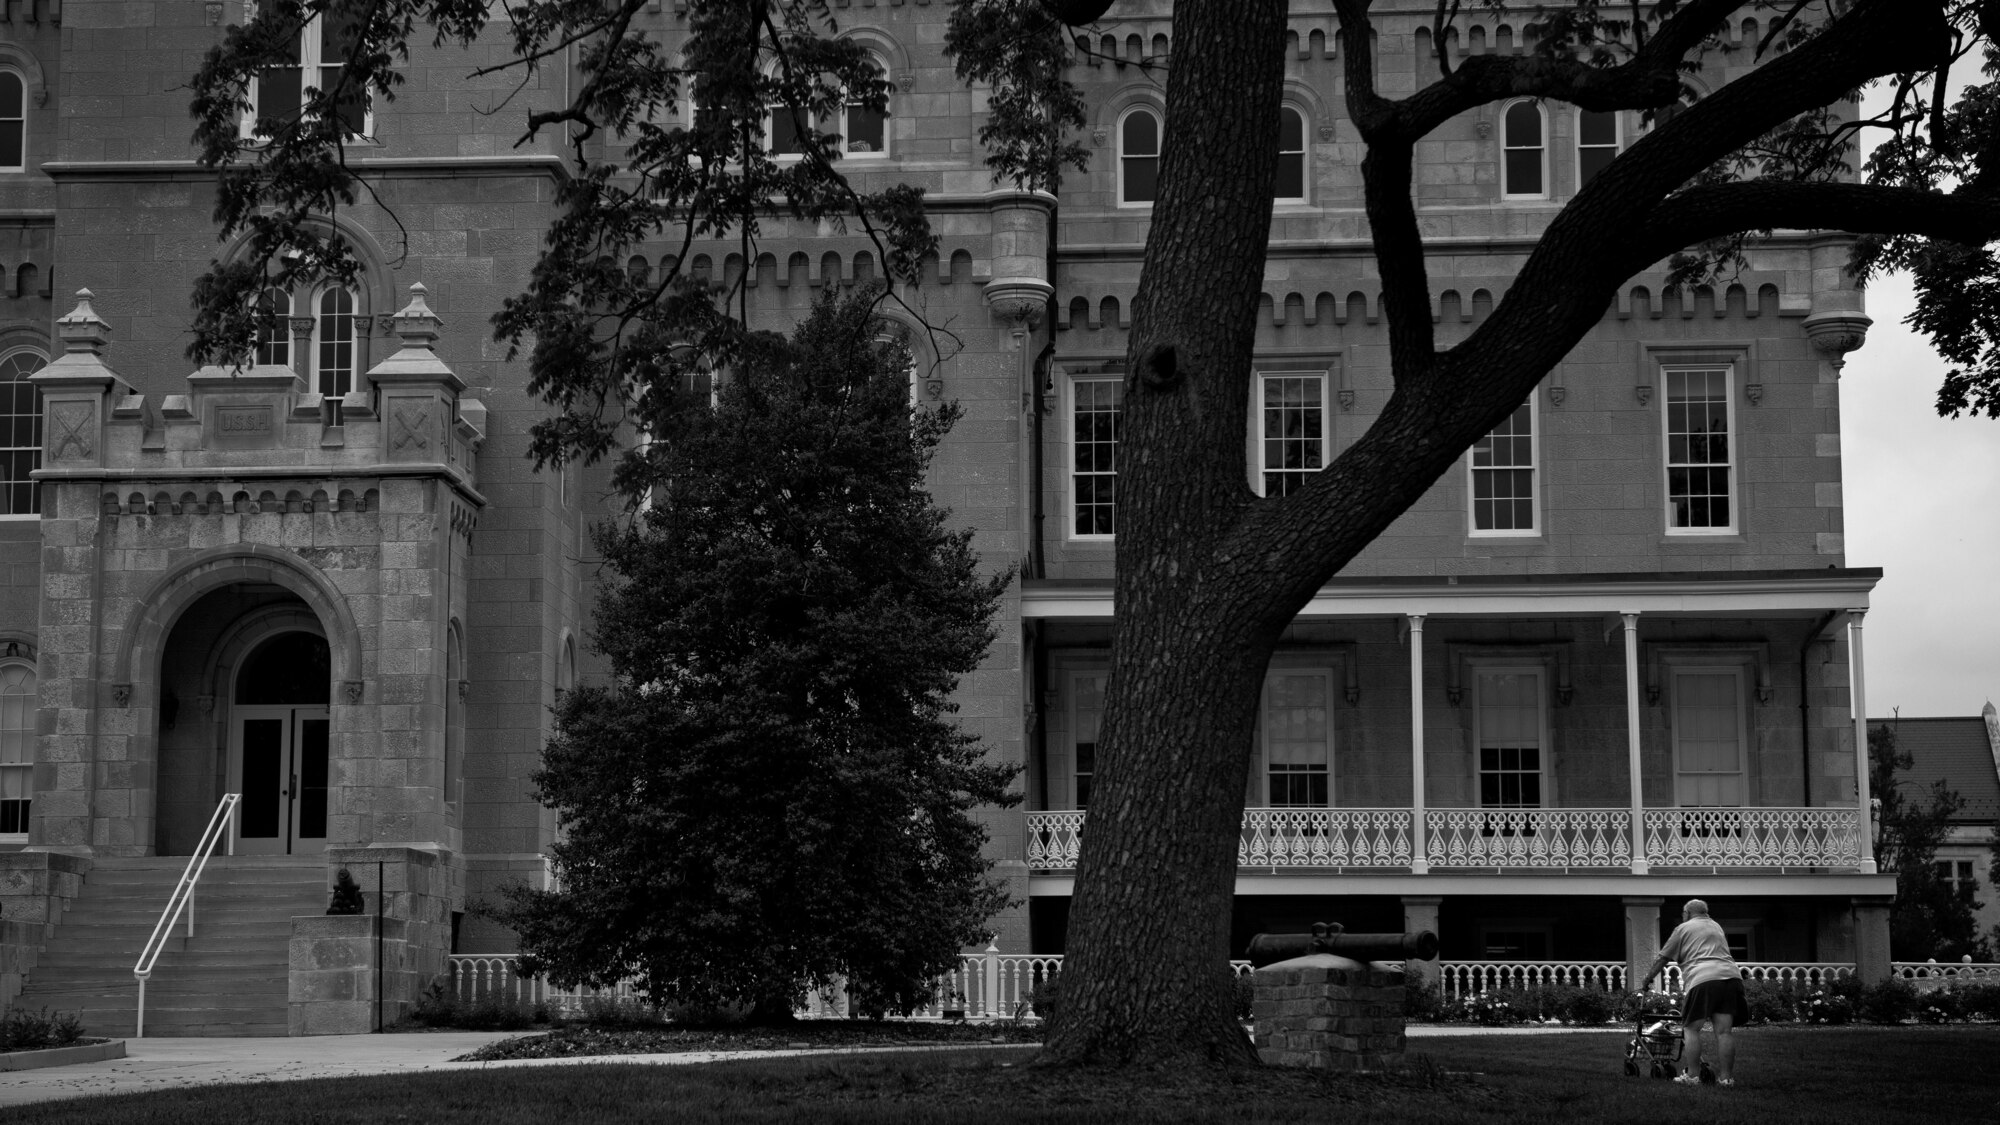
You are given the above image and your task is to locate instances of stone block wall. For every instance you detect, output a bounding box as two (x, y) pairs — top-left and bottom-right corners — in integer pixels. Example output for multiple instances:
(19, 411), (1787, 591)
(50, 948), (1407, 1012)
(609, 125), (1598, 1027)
(288, 914), (419, 1035)
(0, 852), (90, 1013)
(1254, 955), (1407, 1072)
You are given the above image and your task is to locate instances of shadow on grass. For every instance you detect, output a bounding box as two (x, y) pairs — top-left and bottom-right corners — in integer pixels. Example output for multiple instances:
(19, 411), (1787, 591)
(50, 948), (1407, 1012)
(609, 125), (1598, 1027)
(8, 1028), (1998, 1123)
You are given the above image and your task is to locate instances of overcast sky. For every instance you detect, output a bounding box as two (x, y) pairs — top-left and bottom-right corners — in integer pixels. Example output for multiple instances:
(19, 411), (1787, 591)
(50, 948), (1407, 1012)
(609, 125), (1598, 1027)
(1839, 85), (2000, 719)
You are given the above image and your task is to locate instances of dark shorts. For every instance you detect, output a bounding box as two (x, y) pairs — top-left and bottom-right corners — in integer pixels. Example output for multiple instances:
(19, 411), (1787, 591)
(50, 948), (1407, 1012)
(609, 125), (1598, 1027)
(1683, 977), (1751, 1025)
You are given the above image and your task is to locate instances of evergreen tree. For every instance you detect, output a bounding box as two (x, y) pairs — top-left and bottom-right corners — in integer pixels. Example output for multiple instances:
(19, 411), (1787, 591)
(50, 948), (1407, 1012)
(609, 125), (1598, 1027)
(498, 289), (1018, 1019)
(1871, 723), (1987, 960)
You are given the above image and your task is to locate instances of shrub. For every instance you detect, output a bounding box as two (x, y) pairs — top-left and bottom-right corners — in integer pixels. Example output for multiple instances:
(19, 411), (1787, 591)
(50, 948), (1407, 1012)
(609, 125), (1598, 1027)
(1916, 985), (1967, 1024)
(1404, 977), (1450, 1022)
(581, 995), (669, 1029)
(1563, 987), (1617, 1025)
(1744, 980), (1803, 1025)
(0, 1007), (86, 1051)
(1952, 981), (2000, 1019)
(1798, 987), (1854, 1025)
(1234, 974), (1256, 1021)
(404, 979), (551, 1030)
(1457, 989), (1517, 1025)
(1859, 978), (1919, 1025)
(1026, 973), (1063, 1022)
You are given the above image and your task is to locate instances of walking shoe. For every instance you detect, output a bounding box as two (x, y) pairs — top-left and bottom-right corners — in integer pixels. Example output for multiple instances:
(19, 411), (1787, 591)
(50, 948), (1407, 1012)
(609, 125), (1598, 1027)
(1674, 1073), (1701, 1086)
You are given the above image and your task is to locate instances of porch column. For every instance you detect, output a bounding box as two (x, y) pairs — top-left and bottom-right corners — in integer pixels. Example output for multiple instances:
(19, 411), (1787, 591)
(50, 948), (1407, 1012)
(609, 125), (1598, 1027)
(1847, 611), (1878, 874)
(1622, 613), (1648, 874)
(1401, 895), (1443, 989)
(1622, 897), (1663, 992)
(1851, 896), (1893, 983)
(1408, 614), (1429, 874)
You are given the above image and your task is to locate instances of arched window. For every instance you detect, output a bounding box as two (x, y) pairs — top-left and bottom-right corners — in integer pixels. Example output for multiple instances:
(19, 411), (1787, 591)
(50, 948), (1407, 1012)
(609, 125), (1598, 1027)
(767, 53), (890, 159)
(1577, 109), (1621, 188)
(1501, 100), (1546, 198)
(1, 70), (25, 173)
(1119, 106), (1161, 205)
(0, 349), (44, 517)
(0, 660), (34, 838)
(255, 287), (293, 367)
(246, 283), (364, 423)
(1275, 106), (1307, 203)
(315, 286), (358, 400)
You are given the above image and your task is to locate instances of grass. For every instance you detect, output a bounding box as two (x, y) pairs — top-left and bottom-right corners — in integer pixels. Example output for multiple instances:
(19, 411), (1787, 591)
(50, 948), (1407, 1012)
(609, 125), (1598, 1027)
(8, 1027), (1998, 1123)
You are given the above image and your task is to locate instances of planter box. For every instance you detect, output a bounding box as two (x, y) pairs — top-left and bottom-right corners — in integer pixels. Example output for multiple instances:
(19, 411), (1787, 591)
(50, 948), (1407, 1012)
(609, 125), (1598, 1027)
(0, 1038), (126, 1072)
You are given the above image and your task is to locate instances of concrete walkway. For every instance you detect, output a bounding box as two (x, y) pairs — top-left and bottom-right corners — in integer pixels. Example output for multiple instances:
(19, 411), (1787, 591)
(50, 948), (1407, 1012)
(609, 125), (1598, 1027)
(0, 1034), (1035, 1108)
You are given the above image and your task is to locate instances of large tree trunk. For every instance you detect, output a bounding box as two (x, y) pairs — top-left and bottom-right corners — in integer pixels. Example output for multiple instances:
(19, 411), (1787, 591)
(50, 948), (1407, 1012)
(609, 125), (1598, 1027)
(1038, 0), (1291, 1067)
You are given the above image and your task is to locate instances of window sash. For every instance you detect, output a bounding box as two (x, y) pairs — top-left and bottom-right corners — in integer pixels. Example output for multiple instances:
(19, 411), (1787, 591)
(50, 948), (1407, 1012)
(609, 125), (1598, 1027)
(1671, 668), (1747, 806)
(1469, 399), (1537, 534)
(1475, 668), (1544, 809)
(1663, 366), (1735, 531)
(1119, 110), (1160, 204)
(1071, 671), (1104, 809)
(1502, 102), (1545, 197)
(1578, 109), (1620, 187)
(1261, 669), (1332, 808)
(1, 72), (24, 171)
(1071, 378), (1122, 537)
(1258, 372), (1325, 498)
(1275, 107), (1306, 201)
(246, 15), (373, 139)
(0, 351), (44, 517)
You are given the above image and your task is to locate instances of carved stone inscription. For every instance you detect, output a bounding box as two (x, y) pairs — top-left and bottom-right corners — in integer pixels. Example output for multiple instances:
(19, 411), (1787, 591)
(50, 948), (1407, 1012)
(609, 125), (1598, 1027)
(209, 402), (278, 449)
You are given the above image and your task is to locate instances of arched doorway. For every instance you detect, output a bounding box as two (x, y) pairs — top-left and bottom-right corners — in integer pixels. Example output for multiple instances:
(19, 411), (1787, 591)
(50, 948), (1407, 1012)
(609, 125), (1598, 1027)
(229, 631), (331, 855)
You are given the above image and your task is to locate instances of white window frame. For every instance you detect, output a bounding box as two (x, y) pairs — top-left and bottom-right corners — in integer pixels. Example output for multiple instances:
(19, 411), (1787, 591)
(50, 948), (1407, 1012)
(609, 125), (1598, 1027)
(1466, 397), (1540, 537)
(1500, 99), (1548, 200)
(1470, 663), (1551, 810)
(0, 347), (45, 520)
(0, 69), (26, 173)
(1254, 369), (1328, 498)
(766, 52), (890, 161)
(1255, 664), (1336, 809)
(1274, 105), (1308, 204)
(1116, 105), (1162, 208)
(1661, 364), (1737, 535)
(0, 658), (36, 842)
(1667, 664), (1749, 808)
(1068, 375), (1122, 541)
(1576, 107), (1622, 190)
(239, 12), (377, 142)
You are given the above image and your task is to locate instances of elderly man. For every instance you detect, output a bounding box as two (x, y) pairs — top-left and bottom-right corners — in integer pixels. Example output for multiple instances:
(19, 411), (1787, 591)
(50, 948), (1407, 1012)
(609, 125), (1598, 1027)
(1640, 899), (1750, 1087)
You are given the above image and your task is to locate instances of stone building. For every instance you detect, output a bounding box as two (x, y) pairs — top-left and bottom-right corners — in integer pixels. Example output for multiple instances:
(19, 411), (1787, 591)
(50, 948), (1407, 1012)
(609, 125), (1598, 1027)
(0, 0), (1904, 1034)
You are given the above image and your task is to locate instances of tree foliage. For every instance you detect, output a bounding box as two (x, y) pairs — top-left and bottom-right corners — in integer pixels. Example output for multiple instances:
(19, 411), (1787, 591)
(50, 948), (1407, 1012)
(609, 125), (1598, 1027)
(1870, 723), (1989, 961)
(185, 0), (2000, 1064)
(495, 289), (1017, 1019)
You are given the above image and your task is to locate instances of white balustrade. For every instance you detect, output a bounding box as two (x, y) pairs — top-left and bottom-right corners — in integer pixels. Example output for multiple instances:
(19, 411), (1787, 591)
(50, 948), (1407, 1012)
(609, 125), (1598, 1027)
(1031, 807), (1861, 871)
(1439, 961), (1630, 997)
(1738, 963), (1852, 987)
(1893, 961), (1998, 983)
(1639, 807), (1862, 868)
(1424, 808), (1631, 868)
(1240, 808), (1414, 867)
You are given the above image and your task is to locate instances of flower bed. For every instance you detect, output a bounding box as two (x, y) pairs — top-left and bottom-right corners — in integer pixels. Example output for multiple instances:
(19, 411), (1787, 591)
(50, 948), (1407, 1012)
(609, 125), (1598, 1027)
(1406, 976), (2000, 1027)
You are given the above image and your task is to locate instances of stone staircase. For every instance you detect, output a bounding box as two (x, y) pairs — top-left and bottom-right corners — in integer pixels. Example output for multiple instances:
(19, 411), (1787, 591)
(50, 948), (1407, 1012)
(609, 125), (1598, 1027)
(12, 855), (325, 1037)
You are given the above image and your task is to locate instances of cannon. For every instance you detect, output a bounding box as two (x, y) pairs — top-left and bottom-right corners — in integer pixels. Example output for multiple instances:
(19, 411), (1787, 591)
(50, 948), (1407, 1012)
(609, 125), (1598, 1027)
(1245, 921), (1440, 968)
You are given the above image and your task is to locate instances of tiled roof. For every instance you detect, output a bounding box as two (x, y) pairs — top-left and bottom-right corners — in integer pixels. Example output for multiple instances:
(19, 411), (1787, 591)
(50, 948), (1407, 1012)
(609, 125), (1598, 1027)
(1869, 715), (2000, 825)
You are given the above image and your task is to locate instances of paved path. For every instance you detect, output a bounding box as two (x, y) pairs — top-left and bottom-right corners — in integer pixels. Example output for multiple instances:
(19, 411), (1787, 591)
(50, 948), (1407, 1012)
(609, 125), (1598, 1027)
(0, 1034), (1033, 1108)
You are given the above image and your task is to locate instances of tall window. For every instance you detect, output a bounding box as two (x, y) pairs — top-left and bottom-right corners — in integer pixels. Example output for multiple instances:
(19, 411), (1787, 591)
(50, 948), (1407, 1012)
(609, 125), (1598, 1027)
(1071, 672), (1104, 809)
(0, 661), (34, 837)
(1, 71), (24, 172)
(768, 56), (889, 158)
(247, 9), (372, 138)
(1262, 670), (1332, 808)
(316, 286), (359, 400)
(1577, 109), (1620, 187)
(254, 287), (292, 367)
(1275, 107), (1307, 202)
(0, 350), (44, 517)
(1475, 668), (1545, 808)
(1258, 371), (1325, 497)
(1663, 366), (1734, 532)
(1671, 668), (1746, 806)
(1119, 107), (1161, 205)
(1469, 399), (1537, 534)
(1501, 100), (1545, 198)
(1071, 377), (1122, 537)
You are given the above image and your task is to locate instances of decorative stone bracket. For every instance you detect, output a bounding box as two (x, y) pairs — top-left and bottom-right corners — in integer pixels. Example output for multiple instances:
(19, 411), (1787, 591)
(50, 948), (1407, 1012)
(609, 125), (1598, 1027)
(1803, 311), (1872, 372)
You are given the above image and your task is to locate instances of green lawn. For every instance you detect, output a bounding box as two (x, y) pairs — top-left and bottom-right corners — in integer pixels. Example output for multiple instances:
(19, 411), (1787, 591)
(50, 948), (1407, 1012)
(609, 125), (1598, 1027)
(10, 1027), (1998, 1123)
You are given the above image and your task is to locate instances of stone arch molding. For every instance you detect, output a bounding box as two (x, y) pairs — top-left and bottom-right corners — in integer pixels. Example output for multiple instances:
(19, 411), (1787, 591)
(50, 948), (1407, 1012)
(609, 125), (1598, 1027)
(113, 544), (365, 704)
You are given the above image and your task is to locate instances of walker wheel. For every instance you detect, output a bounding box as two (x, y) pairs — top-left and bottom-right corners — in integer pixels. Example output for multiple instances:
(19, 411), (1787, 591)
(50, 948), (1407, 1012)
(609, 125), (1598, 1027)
(1624, 1059), (1639, 1077)
(1651, 1061), (1671, 1079)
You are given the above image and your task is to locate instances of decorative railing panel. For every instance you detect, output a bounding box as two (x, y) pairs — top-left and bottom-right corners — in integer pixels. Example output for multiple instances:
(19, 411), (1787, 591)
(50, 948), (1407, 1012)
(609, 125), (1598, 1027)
(1893, 961), (1998, 983)
(1240, 809), (1414, 867)
(1739, 963), (1852, 987)
(1440, 960), (1631, 997)
(1025, 811), (1085, 868)
(1640, 808), (1862, 868)
(1425, 809), (1631, 868)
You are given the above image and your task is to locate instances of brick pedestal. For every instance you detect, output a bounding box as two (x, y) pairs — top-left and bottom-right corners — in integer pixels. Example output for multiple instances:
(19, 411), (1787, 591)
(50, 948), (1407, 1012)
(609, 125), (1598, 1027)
(1253, 954), (1406, 1072)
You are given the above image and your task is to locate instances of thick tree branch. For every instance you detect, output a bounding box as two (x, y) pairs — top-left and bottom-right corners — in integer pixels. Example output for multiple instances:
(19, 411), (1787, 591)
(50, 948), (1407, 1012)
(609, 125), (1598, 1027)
(1626, 182), (2000, 272)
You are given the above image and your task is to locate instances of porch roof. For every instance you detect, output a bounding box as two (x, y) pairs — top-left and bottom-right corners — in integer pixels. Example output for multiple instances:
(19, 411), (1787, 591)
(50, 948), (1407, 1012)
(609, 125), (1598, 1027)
(1021, 567), (1883, 620)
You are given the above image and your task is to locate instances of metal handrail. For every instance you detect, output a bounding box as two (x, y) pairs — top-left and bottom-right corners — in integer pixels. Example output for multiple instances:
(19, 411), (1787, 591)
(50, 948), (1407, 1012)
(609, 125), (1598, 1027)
(133, 793), (240, 1038)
